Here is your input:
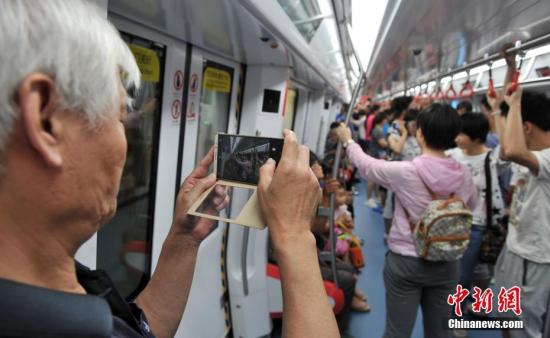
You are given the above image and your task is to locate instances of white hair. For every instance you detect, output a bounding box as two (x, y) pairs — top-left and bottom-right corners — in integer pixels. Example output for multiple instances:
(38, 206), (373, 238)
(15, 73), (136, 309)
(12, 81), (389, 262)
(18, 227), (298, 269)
(0, 0), (140, 158)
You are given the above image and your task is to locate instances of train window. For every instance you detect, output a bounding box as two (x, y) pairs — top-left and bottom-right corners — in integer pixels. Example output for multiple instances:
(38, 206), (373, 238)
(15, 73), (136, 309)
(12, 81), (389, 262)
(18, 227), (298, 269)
(284, 88), (298, 130)
(478, 64), (507, 89)
(195, 60), (234, 166)
(277, 0), (323, 42)
(96, 32), (164, 300)
(527, 53), (550, 79)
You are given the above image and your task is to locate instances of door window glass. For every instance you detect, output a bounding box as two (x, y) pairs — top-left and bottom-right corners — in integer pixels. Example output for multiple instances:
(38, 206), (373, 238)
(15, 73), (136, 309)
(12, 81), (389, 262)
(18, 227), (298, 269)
(196, 60), (234, 166)
(96, 32), (165, 300)
(284, 88), (298, 130)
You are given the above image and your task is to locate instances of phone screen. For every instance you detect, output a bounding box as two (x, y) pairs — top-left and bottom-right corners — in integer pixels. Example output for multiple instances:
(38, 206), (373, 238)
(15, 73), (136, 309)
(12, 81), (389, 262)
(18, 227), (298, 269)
(217, 134), (283, 185)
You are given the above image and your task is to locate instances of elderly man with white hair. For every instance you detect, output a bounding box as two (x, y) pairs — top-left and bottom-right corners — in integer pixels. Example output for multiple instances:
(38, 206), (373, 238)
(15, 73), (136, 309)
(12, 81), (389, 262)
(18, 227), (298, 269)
(0, 1), (340, 338)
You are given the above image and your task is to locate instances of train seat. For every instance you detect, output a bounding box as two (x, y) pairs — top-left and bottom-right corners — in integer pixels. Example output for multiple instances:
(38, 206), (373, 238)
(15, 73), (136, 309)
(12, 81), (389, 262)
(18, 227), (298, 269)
(266, 263), (345, 319)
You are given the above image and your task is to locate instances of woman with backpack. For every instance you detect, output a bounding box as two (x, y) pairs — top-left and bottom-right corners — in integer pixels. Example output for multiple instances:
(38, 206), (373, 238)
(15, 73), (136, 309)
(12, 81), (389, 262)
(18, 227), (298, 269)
(337, 104), (477, 338)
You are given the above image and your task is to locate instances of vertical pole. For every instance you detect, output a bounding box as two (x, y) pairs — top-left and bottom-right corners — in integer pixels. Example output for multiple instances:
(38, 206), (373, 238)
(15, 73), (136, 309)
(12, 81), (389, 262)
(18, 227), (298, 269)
(327, 74), (366, 287)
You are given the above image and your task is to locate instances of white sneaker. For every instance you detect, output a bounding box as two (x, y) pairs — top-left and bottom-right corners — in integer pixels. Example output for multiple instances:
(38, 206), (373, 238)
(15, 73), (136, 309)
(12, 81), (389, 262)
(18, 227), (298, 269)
(365, 198), (378, 208)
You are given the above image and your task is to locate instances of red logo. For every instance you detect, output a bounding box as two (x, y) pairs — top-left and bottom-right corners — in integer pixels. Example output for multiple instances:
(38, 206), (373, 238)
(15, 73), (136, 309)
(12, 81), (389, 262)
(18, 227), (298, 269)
(472, 287), (493, 314)
(447, 285), (470, 317)
(448, 285), (522, 317)
(498, 286), (522, 316)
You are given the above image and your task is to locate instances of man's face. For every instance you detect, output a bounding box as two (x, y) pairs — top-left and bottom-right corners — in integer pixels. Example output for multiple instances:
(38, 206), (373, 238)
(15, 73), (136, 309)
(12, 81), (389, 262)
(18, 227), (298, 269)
(61, 88), (128, 226)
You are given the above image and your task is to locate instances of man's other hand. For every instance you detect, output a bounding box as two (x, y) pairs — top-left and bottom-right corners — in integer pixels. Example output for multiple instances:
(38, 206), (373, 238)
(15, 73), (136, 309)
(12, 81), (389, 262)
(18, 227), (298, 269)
(257, 130), (322, 248)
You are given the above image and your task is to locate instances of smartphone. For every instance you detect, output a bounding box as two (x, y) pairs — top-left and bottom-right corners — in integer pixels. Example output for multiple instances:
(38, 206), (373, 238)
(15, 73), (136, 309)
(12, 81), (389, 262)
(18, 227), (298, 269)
(216, 133), (284, 185)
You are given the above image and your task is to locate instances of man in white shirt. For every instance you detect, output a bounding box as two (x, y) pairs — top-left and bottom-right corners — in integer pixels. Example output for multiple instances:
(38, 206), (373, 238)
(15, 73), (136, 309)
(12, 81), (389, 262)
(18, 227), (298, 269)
(495, 87), (550, 338)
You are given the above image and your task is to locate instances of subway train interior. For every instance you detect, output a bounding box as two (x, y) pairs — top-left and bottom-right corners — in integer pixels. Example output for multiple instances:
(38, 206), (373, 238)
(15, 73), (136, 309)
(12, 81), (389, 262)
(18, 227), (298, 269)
(7, 0), (550, 337)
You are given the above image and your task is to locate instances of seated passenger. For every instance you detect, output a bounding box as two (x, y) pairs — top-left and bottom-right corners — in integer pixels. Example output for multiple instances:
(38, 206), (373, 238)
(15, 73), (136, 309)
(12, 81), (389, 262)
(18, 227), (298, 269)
(0, 2), (339, 337)
(494, 87), (550, 338)
(308, 152), (370, 332)
(336, 104), (477, 338)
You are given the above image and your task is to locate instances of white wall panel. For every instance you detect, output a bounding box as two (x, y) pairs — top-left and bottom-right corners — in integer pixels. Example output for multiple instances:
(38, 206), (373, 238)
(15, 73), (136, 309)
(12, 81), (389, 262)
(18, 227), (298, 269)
(302, 91), (325, 154)
(226, 64), (288, 338)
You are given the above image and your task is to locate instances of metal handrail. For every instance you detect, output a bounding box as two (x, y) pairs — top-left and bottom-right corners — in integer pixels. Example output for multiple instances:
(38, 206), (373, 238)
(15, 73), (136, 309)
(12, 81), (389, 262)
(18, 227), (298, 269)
(327, 72), (366, 288)
(377, 32), (550, 101)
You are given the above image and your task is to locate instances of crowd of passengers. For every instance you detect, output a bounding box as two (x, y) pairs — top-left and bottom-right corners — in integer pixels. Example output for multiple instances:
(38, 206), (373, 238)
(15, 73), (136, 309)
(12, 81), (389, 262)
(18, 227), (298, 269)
(313, 51), (550, 338)
(1, 2), (549, 338)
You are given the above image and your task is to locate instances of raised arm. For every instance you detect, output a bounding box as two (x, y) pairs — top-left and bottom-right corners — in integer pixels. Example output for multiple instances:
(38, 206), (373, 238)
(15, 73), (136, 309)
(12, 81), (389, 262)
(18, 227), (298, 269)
(500, 86), (540, 175)
(136, 148), (228, 338)
(487, 91), (506, 147)
(388, 121), (408, 155)
(257, 130), (340, 338)
(336, 124), (402, 190)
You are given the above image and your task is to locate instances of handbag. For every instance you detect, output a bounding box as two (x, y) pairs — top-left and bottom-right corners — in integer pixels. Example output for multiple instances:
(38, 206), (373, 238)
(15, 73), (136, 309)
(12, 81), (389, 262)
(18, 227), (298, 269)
(479, 151), (508, 264)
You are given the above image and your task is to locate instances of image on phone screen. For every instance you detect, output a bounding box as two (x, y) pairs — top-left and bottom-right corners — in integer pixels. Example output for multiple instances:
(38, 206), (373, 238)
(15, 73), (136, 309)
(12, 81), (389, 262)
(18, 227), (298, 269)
(217, 134), (283, 185)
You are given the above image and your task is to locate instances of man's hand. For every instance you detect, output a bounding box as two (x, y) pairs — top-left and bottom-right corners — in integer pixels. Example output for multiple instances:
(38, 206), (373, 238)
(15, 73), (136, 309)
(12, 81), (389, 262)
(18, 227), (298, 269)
(336, 123), (352, 143)
(256, 130), (340, 338)
(487, 90), (504, 113)
(504, 83), (522, 108)
(397, 120), (408, 136)
(500, 43), (517, 67)
(257, 130), (322, 247)
(172, 147), (229, 244)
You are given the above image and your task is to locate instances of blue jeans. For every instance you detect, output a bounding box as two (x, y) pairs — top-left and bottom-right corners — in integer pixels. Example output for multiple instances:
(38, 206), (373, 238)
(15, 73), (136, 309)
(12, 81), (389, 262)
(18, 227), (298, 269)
(459, 225), (485, 290)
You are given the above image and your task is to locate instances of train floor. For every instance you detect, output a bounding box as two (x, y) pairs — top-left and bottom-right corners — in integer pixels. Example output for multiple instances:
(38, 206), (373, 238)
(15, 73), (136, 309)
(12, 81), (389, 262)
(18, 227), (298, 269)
(348, 181), (501, 338)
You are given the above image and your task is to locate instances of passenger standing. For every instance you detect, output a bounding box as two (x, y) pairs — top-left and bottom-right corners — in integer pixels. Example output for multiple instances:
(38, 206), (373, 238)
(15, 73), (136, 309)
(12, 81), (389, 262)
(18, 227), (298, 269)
(337, 104), (476, 338)
(480, 96), (500, 149)
(364, 104), (381, 204)
(495, 87), (550, 338)
(457, 100), (473, 116)
(383, 97), (414, 242)
(365, 111), (390, 209)
(365, 104), (381, 148)
(351, 109), (368, 152)
(400, 109), (421, 161)
(447, 113), (509, 317)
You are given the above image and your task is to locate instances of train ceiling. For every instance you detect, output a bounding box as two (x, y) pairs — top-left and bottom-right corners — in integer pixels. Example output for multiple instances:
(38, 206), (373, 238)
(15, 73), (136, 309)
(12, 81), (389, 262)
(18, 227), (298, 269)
(365, 0), (550, 96)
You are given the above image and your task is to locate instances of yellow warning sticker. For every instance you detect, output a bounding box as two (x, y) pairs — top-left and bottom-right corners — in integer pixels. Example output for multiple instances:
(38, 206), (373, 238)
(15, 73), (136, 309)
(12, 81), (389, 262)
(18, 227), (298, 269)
(203, 67), (231, 93)
(129, 44), (160, 83)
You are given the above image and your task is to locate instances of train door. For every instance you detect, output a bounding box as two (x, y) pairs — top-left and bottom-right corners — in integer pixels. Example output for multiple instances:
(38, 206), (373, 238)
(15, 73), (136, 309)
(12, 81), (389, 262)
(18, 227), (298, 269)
(290, 86), (310, 144)
(177, 48), (240, 338)
(94, 32), (165, 299)
(283, 87), (298, 131)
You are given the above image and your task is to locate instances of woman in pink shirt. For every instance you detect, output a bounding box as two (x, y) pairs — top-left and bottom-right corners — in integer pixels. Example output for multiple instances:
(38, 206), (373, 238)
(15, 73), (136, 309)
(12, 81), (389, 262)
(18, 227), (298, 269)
(337, 103), (476, 338)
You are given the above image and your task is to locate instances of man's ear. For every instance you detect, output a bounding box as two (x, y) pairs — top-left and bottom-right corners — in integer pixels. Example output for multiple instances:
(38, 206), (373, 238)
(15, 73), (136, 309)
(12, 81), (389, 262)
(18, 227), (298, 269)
(17, 73), (63, 168)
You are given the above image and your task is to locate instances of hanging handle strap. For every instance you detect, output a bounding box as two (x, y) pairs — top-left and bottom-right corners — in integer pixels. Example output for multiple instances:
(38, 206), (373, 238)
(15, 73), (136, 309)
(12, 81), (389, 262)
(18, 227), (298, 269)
(459, 80), (474, 98)
(445, 83), (458, 100)
(488, 63), (497, 98)
(507, 55), (524, 95)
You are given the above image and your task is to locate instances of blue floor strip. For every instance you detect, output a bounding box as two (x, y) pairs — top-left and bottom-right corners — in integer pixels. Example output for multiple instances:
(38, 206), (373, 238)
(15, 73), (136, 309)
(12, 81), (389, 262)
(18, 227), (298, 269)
(349, 181), (501, 338)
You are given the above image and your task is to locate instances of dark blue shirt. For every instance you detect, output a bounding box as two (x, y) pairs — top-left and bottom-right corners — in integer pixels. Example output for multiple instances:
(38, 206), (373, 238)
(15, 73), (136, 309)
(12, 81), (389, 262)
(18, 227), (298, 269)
(76, 263), (156, 338)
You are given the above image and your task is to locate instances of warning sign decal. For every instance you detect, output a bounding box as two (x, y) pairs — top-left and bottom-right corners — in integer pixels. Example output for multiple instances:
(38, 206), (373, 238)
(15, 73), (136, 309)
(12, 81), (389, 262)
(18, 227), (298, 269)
(129, 44), (160, 83)
(203, 67), (231, 93)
